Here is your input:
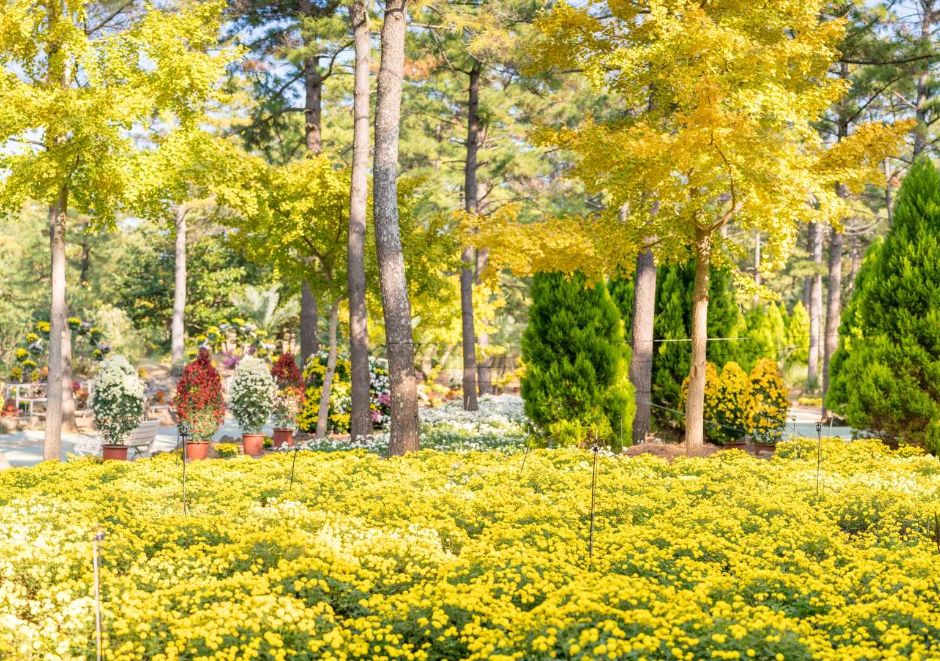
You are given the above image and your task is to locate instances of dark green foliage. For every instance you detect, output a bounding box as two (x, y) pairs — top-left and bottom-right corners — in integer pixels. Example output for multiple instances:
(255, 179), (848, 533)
(607, 275), (635, 343)
(826, 157), (940, 452)
(103, 223), (272, 352)
(522, 272), (635, 450)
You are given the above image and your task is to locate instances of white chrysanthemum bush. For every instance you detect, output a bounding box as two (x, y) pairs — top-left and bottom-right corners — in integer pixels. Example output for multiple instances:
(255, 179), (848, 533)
(230, 355), (277, 433)
(89, 355), (144, 445)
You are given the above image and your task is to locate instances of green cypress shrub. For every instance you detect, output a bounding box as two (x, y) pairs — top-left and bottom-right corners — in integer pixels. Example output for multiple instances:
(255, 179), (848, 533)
(826, 157), (940, 452)
(522, 271), (635, 450)
(784, 301), (810, 367)
(739, 303), (787, 371)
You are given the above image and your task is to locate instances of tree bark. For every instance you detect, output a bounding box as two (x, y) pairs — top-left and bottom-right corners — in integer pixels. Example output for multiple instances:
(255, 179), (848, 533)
(374, 0), (419, 455)
(171, 205), (188, 365)
(347, 0), (372, 441)
(460, 63), (482, 410)
(684, 231), (711, 451)
(298, 0), (322, 361)
(300, 281), (319, 363)
(476, 247), (494, 395)
(822, 226), (843, 419)
(912, 5), (934, 158)
(316, 300), (340, 438)
(60, 324), (76, 434)
(44, 187), (69, 461)
(629, 248), (656, 443)
(806, 222), (823, 387)
(300, 0), (323, 155)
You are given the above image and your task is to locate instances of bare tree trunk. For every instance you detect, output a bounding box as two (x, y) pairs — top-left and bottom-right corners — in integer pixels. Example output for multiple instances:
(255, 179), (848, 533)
(374, 0), (419, 455)
(347, 0), (372, 441)
(460, 63), (482, 410)
(684, 232), (711, 451)
(44, 188), (69, 461)
(629, 248), (656, 443)
(476, 247), (494, 395)
(460, 245), (478, 410)
(300, 282), (319, 363)
(847, 231), (860, 297)
(807, 222), (823, 387)
(912, 4), (934, 158)
(298, 0), (322, 363)
(822, 227), (843, 419)
(316, 300), (340, 438)
(61, 326), (76, 434)
(171, 205), (188, 365)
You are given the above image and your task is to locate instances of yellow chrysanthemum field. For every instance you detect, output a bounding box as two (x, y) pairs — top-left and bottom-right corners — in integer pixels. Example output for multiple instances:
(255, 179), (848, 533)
(2, 440), (939, 660)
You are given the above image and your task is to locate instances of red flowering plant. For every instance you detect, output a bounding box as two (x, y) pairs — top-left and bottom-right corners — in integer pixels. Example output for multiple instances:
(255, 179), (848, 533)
(270, 353), (304, 430)
(174, 349), (225, 441)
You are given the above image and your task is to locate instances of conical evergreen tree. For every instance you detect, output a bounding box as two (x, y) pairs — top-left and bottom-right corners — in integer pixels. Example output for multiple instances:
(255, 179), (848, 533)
(826, 157), (940, 452)
(522, 272), (635, 449)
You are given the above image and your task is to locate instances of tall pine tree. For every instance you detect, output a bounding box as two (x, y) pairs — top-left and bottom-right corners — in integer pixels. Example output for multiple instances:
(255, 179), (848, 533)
(522, 272), (634, 450)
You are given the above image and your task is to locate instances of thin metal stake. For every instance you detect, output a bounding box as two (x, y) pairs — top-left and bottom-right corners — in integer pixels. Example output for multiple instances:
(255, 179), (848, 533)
(588, 446), (599, 563)
(181, 437), (188, 515)
(518, 441), (530, 478)
(93, 531), (105, 661)
(815, 421), (822, 499)
(288, 448), (299, 491)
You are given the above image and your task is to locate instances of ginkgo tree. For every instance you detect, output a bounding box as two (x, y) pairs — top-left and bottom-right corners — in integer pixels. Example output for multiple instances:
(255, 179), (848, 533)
(0, 0), (229, 460)
(473, 0), (909, 449)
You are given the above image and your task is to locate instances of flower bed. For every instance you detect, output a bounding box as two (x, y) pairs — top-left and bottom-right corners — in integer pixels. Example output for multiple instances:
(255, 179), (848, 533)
(1, 440), (939, 659)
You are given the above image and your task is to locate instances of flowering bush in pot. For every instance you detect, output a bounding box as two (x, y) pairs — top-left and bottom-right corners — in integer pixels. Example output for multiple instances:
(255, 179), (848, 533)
(231, 355), (277, 457)
(270, 353), (303, 447)
(175, 349), (225, 460)
(90, 355), (144, 461)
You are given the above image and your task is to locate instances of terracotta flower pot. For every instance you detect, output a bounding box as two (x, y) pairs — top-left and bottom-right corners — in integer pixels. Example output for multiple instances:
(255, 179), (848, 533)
(272, 428), (294, 448)
(185, 441), (211, 461)
(243, 433), (265, 457)
(101, 444), (129, 461)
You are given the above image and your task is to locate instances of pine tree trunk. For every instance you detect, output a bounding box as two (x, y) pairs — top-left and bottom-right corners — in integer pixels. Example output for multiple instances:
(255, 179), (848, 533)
(171, 205), (188, 365)
(476, 247), (494, 395)
(807, 222), (823, 387)
(822, 228), (843, 419)
(629, 248), (656, 443)
(460, 244), (478, 410)
(374, 0), (419, 455)
(298, 0), (322, 361)
(460, 64), (482, 410)
(684, 231), (711, 451)
(316, 300), (340, 438)
(44, 187), (69, 461)
(347, 0), (372, 441)
(912, 7), (934, 157)
(300, 282), (319, 362)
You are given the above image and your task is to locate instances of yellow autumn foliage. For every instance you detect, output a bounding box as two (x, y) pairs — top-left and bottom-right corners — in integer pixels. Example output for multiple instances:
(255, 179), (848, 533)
(1, 442), (939, 659)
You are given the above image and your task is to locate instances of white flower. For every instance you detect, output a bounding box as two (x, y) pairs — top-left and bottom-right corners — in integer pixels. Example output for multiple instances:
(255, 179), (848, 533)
(230, 355), (277, 433)
(89, 355), (144, 445)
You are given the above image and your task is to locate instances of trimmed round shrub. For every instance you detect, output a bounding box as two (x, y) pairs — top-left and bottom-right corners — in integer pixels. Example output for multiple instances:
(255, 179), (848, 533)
(175, 348), (225, 441)
(89, 355), (144, 445)
(230, 355), (277, 434)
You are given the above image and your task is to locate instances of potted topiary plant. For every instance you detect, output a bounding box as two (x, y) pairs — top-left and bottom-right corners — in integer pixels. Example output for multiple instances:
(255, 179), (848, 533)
(270, 353), (304, 447)
(175, 348), (225, 460)
(231, 355), (277, 457)
(90, 355), (145, 461)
